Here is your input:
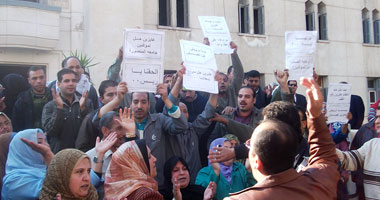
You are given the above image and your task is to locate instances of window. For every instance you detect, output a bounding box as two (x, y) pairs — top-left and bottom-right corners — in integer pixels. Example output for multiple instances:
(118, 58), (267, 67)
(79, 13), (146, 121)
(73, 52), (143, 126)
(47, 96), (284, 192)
(253, 0), (264, 35)
(239, 0), (249, 33)
(159, 0), (171, 26)
(318, 2), (328, 40)
(373, 10), (380, 44)
(176, 0), (189, 28)
(367, 78), (380, 104)
(362, 9), (371, 43)
(305, 1), (315, 31)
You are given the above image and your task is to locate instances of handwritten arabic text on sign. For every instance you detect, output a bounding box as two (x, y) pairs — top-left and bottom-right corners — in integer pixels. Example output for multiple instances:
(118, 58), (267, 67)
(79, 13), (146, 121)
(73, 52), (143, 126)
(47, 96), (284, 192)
(327, 83), (352, 124)
(124, 32), (163, 59)
(122, 63), (161, 93)
(198, 16), (233, 54)
(285, 31), (317, 81)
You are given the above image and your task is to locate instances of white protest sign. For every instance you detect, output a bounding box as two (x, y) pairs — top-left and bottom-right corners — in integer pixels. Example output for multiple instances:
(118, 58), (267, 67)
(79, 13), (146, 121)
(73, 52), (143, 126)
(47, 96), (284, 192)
(180, 40), (218, 94)
(198, 16), (233, 54)
(285, 31), (317, 81)
(326, 83), (352, 124)
(121, 29), (165, 92)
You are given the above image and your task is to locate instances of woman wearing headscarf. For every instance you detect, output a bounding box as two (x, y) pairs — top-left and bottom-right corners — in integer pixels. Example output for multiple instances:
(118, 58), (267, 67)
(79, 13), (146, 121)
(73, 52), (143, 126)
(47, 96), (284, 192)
(105, 139), (162, 200)
(0, 131), (16, 197)
(40, 149), (98, 200)
(0, 73), (29, 118)
(159, 156), (208, 200)
(195, 138), (256, 200)
(1, 129), (47, 199)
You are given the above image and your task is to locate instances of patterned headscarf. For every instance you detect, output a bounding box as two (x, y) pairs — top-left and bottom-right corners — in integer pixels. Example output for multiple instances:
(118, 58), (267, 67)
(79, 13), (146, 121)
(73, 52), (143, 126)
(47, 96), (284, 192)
(105, 140), (158, 199)
(39, 149), (98, 200)
(223, 134), (240, 146)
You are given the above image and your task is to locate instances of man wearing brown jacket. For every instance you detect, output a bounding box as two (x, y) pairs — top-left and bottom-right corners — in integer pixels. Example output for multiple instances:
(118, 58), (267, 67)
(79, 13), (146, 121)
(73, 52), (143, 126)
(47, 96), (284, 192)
(225, 78), (339, 200)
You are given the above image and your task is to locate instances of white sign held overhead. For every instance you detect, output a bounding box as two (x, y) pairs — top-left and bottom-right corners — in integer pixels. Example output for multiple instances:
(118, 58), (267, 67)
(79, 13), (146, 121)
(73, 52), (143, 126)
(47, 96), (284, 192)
(326, 83), (352, 124)
(198, 16), (233, 54)
(285, 31), (317, 81)
(180, 40), (218, 94)
(121, 29), (165, 92)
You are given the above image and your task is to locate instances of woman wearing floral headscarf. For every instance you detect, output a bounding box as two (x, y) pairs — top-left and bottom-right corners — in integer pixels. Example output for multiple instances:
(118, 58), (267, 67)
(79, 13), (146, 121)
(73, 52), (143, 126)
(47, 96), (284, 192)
(39, 149), (98, 200)
(104, 139), (162, 200)
(195, 138), (256, 200)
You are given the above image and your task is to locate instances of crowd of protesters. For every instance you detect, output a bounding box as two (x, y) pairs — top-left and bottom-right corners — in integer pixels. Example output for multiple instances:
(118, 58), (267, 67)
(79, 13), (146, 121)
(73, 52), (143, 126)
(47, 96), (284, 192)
(0, 38), (378, 200)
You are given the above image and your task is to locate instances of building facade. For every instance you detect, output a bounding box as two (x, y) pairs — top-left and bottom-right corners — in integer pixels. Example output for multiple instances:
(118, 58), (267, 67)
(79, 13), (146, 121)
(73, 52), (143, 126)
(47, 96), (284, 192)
(1, 0), (380, 116)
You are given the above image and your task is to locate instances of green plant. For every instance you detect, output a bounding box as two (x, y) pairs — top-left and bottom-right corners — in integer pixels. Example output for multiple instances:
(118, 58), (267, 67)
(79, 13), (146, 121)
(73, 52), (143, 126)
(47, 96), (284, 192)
(63, 50), (100, 74)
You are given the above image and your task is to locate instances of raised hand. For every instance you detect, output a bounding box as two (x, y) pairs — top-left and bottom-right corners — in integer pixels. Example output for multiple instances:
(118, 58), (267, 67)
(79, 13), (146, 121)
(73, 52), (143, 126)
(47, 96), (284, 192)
(118, 46), (123, 61)
(172, 177), (182, 200)
(156, 83), (168, 100)
(203, 181), (217, 200)
(203, 37), (210, 46)
(208, 146), (235, 163)
(117, 82), (128, 100)
(300, 77), (323, 119)
(115, 107), (136, 138)
(0, 97), (6, 111)
(51, 89), (64, 109)
(95, 132), (118, 155)
(274, 69), (289, 87)
(230, 41), (238, 52)
(79, 90), (89, 111)
(21, 131), (54, 166)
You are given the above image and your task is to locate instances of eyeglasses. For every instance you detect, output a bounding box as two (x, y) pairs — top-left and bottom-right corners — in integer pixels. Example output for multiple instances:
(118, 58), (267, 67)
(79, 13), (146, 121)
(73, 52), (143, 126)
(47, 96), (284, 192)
(289, 84), (297, 87)
(245, 139), (251, 150)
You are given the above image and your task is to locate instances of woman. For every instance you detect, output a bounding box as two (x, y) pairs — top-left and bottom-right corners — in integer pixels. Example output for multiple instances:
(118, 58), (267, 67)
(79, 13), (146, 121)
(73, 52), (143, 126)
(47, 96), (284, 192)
(105, 139), (162, 200)
(40, 149), (98, 200)
(0, 112), (12, 135)
(105, 140), (216, 200)
(196, 138), (256, 200)
(2, 129), (46, 199)
(159, 156), (207, 200)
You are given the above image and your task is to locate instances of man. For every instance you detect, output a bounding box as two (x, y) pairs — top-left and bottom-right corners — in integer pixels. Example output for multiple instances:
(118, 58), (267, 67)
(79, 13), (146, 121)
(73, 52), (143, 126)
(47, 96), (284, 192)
(208, 86), (262, 143)
(350, 104), (379, 199)
(42, 69), (93, 153)
(86, 110), (131, 199)
(177, 89), (208, 122)
(75, 80), (127, 152)
(336, 108), (380, 199)
(12, 66), (52, 131)
(130, 83), (188, 187)
(166, 66), (218, 183)
(244, 70), (271, 109)
(203, 39), (244, 114)
(48, 56), (99, 110)
(225, 77), (339, 199)
(288, 80), (307, 111)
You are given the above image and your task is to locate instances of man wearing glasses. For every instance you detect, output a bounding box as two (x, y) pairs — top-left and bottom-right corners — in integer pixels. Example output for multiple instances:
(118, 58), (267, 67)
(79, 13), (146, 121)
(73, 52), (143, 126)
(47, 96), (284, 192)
(288, 80), (307, 112)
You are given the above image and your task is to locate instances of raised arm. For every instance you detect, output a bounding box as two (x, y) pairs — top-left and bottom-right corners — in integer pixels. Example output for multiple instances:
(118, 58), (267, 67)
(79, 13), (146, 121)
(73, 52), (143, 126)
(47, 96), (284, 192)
(98, 82), (128, 118)
(301, 77), (338, 166)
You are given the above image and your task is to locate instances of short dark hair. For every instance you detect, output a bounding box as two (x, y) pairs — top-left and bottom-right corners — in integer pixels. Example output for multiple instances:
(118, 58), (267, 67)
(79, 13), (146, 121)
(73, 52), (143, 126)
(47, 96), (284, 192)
(296, 105), (306, 121)
(245, 70), (260, 79)
(99, 111), (119, 130)
(287, 80), (297, 85)
(61, 56), (82, 69)
(263, 101), (302, 143)
(131, 92), (150, 102)
(239, 86), (256, 98)
(28, 66), (46, 77)
(253, 119), (298, 174)
(98, 80), (118, 98)
(227, 66), (233, 75)
(57, 68), (77, 82)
